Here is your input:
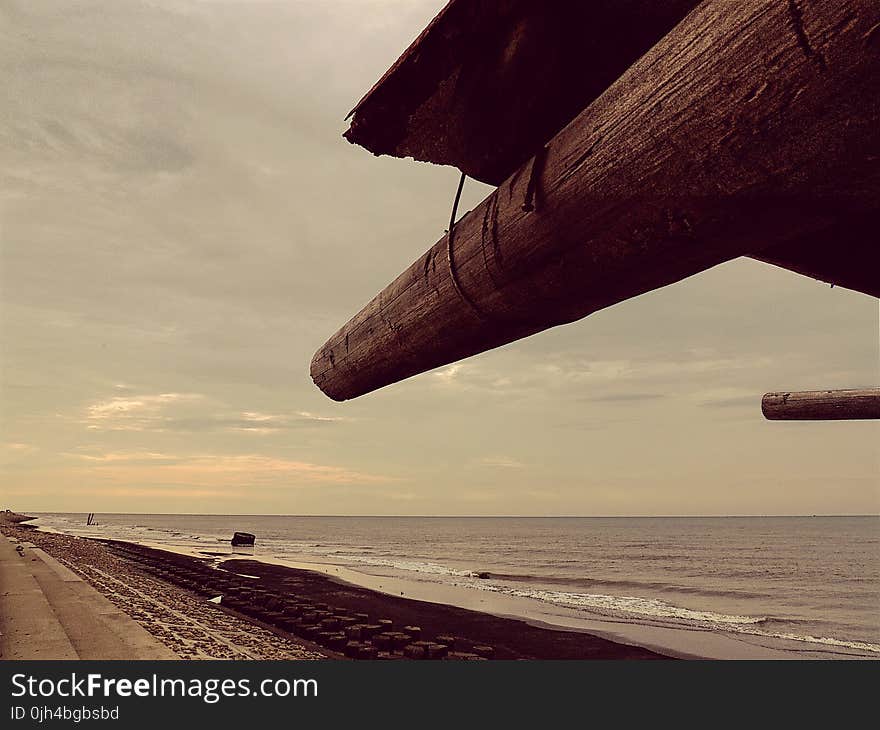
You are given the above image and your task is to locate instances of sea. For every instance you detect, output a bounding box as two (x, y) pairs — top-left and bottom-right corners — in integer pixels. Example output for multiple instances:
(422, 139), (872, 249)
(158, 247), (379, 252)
(30, 513), (880, 657)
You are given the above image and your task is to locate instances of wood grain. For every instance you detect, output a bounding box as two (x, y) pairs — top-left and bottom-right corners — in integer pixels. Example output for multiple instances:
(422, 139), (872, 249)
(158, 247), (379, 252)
(762, 389), (880, 420)
(313, 0), (880, 401)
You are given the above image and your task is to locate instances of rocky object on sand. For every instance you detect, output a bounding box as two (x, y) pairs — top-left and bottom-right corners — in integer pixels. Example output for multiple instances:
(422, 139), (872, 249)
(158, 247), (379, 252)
(231, 532), (255, 547)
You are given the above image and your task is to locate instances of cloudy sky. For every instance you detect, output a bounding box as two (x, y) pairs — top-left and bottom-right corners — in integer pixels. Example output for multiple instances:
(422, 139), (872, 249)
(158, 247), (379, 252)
(1, 0), (877, 516)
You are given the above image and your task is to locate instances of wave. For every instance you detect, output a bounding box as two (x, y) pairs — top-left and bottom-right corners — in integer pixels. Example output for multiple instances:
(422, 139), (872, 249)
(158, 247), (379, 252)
(340, 555), (479, 578)
(458, 581), (769, 626)
(736, 628), (880, 654)
(453, 580), (880, 654)
(483, 572), (770, 600)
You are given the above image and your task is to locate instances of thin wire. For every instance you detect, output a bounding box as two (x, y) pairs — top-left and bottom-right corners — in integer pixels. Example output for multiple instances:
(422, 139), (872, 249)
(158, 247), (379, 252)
(445, 172), (490, 322)
(447, 171), (467, 238)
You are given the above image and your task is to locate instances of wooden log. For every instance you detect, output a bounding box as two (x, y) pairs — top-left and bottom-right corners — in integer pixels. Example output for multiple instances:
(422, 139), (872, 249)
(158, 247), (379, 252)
(312, 0), (880, 401)
(749, 210), (880, 297)
(762, 389), (880, 420)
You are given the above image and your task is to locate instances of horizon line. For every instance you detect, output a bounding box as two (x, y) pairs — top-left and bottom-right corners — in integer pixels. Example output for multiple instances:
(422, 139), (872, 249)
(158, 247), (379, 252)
(19, 510), (880, 519)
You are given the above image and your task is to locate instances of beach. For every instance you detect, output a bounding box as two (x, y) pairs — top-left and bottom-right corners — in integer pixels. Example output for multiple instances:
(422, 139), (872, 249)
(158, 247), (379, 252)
(25, 512), (880, 659)
(4, 512), (877, 660)
(1, 521), (668, 660)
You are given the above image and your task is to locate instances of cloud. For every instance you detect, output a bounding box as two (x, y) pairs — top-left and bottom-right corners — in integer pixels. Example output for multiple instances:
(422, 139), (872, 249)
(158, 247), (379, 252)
(693, 387), (762, 409)
(429, 362), (521, 395)
(65, 451), (177, 464)
(84, 393), (204, 431)
(428, 353), (775, 397)
(3, 442), (36, 451)
(432, 363), (466, 385)
(2, 0), (876, 517)
(699, 395), (761, 409)
(580, 392), (666, 403)
(65, 450), (393, 486)
(474, 456), (525, 469)
(229, 411), (349, 433)
(81, 393), (347, 433)
(533, 354), (776, 385)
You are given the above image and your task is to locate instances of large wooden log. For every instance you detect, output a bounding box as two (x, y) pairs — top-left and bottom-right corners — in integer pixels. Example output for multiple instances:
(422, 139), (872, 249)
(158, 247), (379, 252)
(312, 0), (880, 401)
(750, 210), (880, 297)
(762, 389), (880, 420)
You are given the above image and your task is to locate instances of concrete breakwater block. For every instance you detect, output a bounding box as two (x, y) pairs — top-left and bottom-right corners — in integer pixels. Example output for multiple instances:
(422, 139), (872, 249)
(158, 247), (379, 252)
(326, 633), (348, 650)
(290, 620), (314, 635)
(264, 596), (285, 611)
(302, 625), (322, 639)
(427, 643), (448, 660)
(435, 634), (457, 650)
(404, 643), (428, 659)
(318, 631), (348, 650)
(404, 641), (449, 660)
(403, 625), (421, 640)
(360, 624), (382, 639)
(473, 645), (495, 659)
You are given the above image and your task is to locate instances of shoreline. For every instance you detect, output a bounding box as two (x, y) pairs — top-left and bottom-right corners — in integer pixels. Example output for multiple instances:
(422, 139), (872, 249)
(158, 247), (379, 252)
(13, 518), (876, 660)
(216, 555), (875, 660)
(123, 538), (873, 660)
(4, 522), (667, 659)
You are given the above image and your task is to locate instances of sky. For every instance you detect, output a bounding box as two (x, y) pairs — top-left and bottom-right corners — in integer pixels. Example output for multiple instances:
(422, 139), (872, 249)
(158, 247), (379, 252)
(1, 0), (877, 517)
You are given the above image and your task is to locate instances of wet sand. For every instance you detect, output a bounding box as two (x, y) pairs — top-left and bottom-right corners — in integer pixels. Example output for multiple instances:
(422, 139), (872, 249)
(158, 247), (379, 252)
(219, 557), (668, 659)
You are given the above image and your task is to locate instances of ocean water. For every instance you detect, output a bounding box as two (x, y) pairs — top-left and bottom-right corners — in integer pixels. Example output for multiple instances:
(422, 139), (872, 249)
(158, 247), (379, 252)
(32, 513), (880, 657)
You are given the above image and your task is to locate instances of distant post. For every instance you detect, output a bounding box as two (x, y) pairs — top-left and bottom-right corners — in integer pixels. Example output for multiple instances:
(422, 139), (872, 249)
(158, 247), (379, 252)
(761, 389), (880, 421)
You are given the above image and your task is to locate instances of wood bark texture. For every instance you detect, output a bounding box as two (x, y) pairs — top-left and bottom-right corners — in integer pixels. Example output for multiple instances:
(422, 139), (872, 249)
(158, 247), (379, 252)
(762, 389), (880, 420)
(313, 0), (880, 401)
